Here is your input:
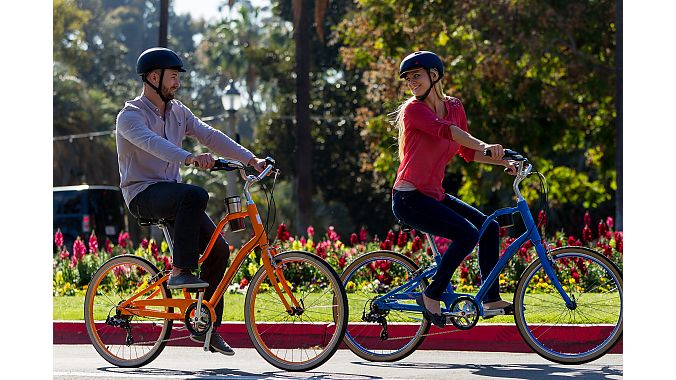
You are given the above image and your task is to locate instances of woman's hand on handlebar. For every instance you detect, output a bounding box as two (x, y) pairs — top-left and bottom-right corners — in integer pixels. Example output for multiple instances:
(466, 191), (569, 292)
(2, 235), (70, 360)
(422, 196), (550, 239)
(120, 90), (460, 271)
(185, 153), (215, 169)
(482, 143), (505, 160)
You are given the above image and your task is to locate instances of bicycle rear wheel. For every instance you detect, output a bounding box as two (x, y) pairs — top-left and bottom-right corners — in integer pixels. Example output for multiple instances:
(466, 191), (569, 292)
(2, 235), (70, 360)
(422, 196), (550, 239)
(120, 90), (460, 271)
(244, 250), (348, 371)
(341, 250), (430, 362)
(84, 255), (173, 367)
(514, 246), (622, 364)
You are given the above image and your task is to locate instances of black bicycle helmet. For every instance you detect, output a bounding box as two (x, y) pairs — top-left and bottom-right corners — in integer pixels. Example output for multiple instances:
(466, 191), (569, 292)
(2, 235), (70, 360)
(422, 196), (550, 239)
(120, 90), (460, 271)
(399, 51), (444, 101)
(136, 47), (186, 103)
(136, 47), (186, 74)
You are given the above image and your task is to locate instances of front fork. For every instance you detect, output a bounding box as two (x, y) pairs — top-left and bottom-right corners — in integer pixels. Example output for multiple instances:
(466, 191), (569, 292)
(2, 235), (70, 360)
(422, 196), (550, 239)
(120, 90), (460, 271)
(533, 239), (576, 309)
(260, 246), (303, 315)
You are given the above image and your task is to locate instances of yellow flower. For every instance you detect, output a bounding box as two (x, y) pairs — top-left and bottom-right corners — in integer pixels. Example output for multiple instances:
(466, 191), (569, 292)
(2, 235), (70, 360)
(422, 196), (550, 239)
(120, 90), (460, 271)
(248, 262), (258, 277)
(259, 283), (270, 292)
(569, 278), (576, 285)
(345, 281), (356, 293)
(249, 251), (256, 260)
(292, 240), (302, 250)
(161, 241), (168, 253)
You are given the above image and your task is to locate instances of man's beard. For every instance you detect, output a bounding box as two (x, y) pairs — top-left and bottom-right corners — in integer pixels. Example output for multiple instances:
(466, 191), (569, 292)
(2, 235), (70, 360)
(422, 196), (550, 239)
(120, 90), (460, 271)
(162, 87), (177, 100)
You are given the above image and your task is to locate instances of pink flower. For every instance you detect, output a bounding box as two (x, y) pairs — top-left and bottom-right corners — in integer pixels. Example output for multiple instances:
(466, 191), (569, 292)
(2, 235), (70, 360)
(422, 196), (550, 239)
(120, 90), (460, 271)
(606, 216), (614, 229)
(338, 255), (347, 269)
(70, 255), (78, 269)
(59, 248), (70, 261)
(350, 233), (358, 246)
(118, 231), (130, 248)
(300, 237), (307, 246)
(73, 238), (87, 260)
(306, 226), (315, 238)
(160, 255), (173, 270)
(359, 227), (367, 243)
(583, 211), (591, 226)
(327, 226), (340, 242)
(141, 238), (149, 249)
(54, 229), (64, 248)
(88, 233), (98, 255)
(316, 244), (327, 259)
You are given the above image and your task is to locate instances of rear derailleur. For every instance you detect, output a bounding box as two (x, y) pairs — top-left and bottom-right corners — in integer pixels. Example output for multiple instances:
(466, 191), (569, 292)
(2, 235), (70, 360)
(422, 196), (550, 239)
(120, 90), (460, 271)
(362, 299), (390, 341)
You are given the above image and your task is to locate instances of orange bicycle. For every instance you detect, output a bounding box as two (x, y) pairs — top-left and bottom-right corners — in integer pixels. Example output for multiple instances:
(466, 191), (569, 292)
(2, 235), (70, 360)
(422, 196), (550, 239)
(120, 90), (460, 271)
(83, 158), (348, 371)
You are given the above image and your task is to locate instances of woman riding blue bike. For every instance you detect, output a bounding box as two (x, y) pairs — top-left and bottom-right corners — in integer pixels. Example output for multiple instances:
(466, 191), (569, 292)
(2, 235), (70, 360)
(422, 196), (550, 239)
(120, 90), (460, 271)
(391, 51), (518, 327)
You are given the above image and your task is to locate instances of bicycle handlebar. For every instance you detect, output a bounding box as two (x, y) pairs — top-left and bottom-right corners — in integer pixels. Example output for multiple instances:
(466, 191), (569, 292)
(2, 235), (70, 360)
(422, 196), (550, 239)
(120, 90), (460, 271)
(483, 148), (528, 162)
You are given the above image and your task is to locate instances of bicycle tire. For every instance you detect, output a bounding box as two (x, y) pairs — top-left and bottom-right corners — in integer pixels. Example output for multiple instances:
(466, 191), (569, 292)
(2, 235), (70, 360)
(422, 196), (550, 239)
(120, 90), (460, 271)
(244, 250), (348, 371)
(84, 255), (173, 367)
(340, 250), (431, 362)
(514, 246), (623, 364)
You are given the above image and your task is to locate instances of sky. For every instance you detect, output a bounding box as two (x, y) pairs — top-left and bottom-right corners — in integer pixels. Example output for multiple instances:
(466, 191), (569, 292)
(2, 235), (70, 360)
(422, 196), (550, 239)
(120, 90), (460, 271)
(174, 0), (270, 22)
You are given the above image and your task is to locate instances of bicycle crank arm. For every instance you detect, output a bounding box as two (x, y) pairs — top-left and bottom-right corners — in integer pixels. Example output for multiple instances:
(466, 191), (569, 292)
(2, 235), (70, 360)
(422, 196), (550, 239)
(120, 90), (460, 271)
(482, 308), (506, 318)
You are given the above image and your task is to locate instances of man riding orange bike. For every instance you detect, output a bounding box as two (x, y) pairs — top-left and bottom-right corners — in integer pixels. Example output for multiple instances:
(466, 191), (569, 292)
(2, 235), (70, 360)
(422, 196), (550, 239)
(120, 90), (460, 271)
(115, 47), (267, 355)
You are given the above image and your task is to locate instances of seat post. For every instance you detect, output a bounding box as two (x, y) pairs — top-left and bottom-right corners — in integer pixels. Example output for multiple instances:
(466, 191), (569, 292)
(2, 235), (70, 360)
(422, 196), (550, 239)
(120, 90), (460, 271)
(158, 223), (174, 256)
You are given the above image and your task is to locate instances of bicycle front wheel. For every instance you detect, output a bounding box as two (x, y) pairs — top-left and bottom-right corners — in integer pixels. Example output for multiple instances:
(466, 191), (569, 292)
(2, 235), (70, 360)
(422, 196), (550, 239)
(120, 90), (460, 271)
(84, 255), (173, 367)
(341, 250), (430, 362)
(244, 250), (348, 371)
(514, 246), (622, 364)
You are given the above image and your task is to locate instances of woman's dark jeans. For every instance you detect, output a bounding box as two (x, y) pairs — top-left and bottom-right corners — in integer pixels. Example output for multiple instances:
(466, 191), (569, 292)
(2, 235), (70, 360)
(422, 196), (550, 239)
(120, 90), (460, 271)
(129, 181), (230, 326)
(392, 189), (501, 303)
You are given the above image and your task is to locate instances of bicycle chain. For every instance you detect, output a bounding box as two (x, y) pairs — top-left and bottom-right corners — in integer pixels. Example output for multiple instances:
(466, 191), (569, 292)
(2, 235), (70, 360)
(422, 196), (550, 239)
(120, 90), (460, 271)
(378, 325), (465, 341)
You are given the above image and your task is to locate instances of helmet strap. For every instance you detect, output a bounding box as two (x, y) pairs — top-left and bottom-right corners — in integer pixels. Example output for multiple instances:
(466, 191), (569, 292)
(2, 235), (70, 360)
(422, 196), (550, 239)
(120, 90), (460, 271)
(142, 68), (170, 104)
(415, 69), (441, 101)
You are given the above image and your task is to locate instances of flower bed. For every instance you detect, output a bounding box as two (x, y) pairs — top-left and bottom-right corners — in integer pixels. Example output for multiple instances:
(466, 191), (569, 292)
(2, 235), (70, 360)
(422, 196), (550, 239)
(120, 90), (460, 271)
(53, 211), (622, 297)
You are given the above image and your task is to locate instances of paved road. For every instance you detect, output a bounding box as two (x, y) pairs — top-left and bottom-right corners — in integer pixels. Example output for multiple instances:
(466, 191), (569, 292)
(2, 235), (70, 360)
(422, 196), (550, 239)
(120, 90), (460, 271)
(54, 345), (622, 379)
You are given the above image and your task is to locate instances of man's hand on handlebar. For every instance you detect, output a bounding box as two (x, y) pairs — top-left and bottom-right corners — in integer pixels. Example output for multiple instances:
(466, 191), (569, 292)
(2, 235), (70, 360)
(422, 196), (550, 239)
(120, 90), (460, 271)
(185, 153), (215, 169)
(247, 157), (268, 173)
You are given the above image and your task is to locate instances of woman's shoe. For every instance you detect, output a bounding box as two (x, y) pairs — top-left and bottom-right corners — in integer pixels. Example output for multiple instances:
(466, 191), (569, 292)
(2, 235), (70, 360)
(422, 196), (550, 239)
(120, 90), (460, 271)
(415, 294), (446, 328)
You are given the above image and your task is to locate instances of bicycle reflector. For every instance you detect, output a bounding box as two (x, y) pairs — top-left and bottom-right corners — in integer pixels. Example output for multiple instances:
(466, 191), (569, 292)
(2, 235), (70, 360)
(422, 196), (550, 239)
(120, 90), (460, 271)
(225, 196), (246, 232)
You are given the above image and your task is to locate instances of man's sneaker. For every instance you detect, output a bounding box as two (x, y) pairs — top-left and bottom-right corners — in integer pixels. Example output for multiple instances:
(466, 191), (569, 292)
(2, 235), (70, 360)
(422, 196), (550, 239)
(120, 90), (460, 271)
(190, 331), (235, 356)
(167, 272), (208, 289)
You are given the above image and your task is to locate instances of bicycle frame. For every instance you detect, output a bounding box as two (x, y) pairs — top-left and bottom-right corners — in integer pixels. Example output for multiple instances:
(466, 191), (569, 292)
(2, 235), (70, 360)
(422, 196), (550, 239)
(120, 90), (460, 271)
(373, 159), (575, 316)
(115, 163), (302, 322)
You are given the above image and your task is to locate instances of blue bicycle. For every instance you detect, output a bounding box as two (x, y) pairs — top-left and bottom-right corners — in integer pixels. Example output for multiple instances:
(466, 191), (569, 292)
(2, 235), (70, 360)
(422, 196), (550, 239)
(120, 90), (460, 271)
(340, 150), (622, 364)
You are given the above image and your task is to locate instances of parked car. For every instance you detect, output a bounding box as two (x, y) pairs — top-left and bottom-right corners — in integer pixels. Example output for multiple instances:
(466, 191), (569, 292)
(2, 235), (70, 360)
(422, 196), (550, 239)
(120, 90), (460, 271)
(53, 185), (128, 251)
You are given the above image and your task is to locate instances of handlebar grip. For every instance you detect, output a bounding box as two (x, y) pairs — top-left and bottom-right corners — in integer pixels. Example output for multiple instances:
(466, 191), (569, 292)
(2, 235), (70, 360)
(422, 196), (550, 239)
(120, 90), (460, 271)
(484, 148), (526, 161)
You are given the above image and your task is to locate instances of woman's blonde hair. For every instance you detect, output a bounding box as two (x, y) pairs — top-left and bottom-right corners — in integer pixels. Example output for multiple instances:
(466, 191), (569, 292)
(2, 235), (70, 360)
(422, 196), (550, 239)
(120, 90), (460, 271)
(392, 68), (446, 162)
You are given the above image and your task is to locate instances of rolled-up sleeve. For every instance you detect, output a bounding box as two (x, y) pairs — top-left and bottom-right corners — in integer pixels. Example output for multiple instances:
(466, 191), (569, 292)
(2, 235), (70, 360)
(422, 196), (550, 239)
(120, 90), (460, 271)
(182, 104), (255, 164)
(117, 108), (191, 163)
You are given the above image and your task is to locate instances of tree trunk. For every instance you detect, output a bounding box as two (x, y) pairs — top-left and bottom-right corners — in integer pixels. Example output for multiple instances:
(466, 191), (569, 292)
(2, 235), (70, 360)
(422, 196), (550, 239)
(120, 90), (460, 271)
(294, 4), (313, 234)
(614, 0), (623, 230)
(159, 0), (169, 47)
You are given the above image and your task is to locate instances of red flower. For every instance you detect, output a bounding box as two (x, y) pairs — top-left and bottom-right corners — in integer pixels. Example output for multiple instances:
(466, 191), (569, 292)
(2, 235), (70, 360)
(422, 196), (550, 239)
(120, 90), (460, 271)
(73, 237), (87, 260)
(537, 210), (547, 228)
(460, 264), (469, 279)
(396, 231), (408, 248)
(598, 220), (608, 238)
(359, 227), (367, 242)
(54, 229), (64, 248)
(603, 245), (613, 258)
(499, 227), (507, 237)
(141, 238), (149, 249)
(150, 240), (159, 259)
(556, 239), (563, 248)
(70, 255), (78, 269)
(379, 239), (393, 251)
(568, 235), (576, 246)
(377, 273), (392, 285)
(426, 247), (433, 256)
(571, 268), (580, 283)
(59, 248), (70, 260)
(306, 226), (315, 238)
(605, 231), (612, 240)
(104, 238), (113, 254)
(338, 255), (347, 269)
(350, 233), (359, 246)
(606, 216), (614, 229)
(300, 237), (307, 246)
(582, 225), (592, 242)
(386, 230), (395, 243)
(583, 211), (591, 226)
(277, 223), (290, 242)
(411, 236), (423, 252)
(160, 255), (173, 270)
(240, 278), (249, 288)
(316, 244), (327, 259)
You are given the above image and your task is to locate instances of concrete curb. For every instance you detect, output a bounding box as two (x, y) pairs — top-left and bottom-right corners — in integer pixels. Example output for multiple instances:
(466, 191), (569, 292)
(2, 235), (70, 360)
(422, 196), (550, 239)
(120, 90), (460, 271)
(54, 321), (622, 354)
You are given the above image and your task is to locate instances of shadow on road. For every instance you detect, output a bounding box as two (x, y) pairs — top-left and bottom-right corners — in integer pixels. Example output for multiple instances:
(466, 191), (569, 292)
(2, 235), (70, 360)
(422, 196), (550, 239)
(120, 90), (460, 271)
(351, 361), (622, 379)
(96, 366), (384, 379)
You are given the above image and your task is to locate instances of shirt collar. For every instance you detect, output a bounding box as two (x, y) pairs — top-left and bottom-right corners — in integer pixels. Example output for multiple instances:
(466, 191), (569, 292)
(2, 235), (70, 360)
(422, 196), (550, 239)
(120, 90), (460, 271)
(139, 95), (173, 116)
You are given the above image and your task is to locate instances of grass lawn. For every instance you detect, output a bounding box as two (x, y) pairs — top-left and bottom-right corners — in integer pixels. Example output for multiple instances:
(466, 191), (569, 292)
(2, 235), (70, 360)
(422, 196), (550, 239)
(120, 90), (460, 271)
(54, 291), (619, 324)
